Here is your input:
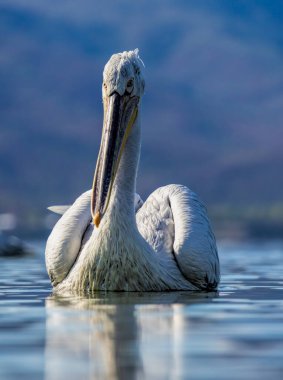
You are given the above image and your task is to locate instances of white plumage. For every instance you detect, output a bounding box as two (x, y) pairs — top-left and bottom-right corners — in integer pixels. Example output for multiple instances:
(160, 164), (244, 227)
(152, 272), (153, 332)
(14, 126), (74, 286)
(45, 50), (220, 292)
(137, 185), (219, 290)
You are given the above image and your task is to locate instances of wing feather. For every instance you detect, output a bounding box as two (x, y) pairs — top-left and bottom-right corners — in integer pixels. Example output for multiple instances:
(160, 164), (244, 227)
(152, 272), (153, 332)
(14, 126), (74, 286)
(47, 205), (71, 215)
(45, 190), (92, 286)
(136, 184), (220, 290)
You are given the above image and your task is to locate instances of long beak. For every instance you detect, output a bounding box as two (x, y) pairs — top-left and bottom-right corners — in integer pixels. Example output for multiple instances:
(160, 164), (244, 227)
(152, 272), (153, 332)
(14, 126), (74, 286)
(91, 92), (138, 227)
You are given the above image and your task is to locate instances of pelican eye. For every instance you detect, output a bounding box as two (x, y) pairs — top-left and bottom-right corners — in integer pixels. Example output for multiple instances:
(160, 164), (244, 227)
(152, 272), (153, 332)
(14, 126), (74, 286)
(126, 79), (134, 93)
(103, 82), (107, 90)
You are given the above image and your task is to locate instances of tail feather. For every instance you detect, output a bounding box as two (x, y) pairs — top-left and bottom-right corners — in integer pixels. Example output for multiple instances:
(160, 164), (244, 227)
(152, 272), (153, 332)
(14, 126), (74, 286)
(47, 205), (71, 215)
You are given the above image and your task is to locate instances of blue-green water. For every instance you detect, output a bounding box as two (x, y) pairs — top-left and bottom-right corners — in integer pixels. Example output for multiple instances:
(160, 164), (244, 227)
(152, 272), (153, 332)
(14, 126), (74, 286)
(0, 241), (283, 380)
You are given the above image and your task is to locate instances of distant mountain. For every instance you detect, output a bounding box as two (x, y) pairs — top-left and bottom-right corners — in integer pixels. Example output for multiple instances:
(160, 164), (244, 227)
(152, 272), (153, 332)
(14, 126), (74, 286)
(1, 0), (283, 234)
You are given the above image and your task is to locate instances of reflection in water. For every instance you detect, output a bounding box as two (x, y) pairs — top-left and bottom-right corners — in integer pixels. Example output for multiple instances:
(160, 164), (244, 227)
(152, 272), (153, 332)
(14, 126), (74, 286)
(3, 242), (283, 379)
(45, 298), (141, 379)
(44, 292), (217, 380)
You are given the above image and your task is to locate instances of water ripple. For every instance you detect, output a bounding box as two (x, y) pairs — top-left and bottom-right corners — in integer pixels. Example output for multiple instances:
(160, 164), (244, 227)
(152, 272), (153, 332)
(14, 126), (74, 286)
(0, 241), (283, 379)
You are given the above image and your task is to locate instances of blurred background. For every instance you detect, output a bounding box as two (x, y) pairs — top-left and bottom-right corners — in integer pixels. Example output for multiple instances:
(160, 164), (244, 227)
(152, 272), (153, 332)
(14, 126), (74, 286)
(1, 0), (283, 241)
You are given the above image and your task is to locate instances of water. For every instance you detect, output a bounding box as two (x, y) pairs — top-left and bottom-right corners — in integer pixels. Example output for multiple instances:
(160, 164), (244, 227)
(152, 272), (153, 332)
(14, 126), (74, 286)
(0, 241), (283, 380)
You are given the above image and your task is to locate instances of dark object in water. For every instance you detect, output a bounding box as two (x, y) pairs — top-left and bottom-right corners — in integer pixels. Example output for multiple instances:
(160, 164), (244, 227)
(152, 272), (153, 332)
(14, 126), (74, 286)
(0, 233), (32, 257)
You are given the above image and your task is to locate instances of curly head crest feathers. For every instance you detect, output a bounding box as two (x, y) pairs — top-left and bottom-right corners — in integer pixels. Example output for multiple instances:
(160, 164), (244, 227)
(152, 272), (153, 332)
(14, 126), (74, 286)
(103, 49), (145, 97)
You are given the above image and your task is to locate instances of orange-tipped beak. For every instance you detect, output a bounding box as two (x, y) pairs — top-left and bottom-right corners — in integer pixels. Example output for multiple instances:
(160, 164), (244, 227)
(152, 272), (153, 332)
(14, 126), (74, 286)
(91, 92), (138, 227)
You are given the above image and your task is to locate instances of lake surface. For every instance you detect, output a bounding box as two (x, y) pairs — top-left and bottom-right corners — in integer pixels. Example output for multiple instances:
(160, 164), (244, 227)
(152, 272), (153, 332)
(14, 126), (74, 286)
(0, 240), (283, 380)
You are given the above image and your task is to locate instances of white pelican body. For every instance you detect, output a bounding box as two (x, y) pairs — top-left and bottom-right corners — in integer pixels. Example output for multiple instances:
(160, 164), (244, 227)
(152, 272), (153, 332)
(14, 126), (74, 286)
(45, 50), (220, 292)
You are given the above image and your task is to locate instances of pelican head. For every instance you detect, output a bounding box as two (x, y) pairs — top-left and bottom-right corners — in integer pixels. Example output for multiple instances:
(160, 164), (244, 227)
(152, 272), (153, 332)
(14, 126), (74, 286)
(91, 49), (145, 227)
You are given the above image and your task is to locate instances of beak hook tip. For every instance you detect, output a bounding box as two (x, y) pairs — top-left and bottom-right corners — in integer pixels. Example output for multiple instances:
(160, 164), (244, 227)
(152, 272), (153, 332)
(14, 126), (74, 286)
(93, 211), (101, 228)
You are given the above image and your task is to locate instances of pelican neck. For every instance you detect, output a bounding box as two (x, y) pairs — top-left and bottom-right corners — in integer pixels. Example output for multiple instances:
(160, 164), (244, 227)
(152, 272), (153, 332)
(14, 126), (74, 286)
(108, 113), (141, 219)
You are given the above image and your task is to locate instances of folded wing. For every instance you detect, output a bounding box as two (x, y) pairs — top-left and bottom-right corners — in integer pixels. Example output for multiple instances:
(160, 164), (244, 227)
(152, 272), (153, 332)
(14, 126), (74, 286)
(136, 184), (220, 290)
(45, 190), (92, 286)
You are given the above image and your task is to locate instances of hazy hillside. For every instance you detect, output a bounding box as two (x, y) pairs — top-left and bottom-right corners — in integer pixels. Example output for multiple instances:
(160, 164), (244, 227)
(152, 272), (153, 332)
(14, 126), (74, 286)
(1, 0), (283, 234)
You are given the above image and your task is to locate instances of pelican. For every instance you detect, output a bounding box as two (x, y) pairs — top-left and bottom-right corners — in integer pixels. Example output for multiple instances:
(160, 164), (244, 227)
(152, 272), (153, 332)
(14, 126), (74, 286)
(45, 49), (220, 292)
